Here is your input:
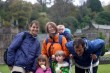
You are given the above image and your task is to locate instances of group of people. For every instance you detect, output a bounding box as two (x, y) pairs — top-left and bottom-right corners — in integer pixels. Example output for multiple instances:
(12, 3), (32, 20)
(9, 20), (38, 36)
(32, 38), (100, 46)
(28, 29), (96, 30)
(6, 20), (105, 73)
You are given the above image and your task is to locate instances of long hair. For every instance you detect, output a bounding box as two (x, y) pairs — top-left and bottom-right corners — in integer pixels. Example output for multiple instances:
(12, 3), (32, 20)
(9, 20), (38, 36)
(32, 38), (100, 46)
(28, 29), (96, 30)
(45, 22), (58, 33)
(37, 55), (50, 68)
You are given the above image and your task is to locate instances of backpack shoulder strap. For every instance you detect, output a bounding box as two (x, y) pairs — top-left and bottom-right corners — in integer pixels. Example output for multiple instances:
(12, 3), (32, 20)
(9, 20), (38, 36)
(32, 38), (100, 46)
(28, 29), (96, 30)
(45, 35), (63, 46)
(59, 35), (63, 46)
(45, 37), (49, 45)
(22, 32), (26, 40)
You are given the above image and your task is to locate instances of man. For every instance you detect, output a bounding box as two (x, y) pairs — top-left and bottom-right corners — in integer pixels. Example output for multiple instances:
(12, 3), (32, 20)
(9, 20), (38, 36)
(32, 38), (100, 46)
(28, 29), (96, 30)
(66, 38), (105, 73)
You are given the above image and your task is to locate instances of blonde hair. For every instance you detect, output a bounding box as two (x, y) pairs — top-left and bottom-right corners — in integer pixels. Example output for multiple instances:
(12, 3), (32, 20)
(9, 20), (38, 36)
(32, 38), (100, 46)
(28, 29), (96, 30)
(45, 22), (58, 33)
(57, 25), (65, 30)
(37, 55), (50, 68)
(55, 50), (65, 57)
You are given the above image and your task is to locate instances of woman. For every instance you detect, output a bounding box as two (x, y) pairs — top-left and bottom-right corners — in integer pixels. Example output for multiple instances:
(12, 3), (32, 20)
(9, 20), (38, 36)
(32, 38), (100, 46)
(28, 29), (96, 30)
(41, 22), (69, 72)
(6, 20), (41, 73)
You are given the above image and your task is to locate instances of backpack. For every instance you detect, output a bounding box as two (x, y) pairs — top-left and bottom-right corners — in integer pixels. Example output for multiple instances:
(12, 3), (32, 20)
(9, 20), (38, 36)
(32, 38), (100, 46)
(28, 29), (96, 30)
(4, 32), (26, 64)
(45, 35), (63, 57)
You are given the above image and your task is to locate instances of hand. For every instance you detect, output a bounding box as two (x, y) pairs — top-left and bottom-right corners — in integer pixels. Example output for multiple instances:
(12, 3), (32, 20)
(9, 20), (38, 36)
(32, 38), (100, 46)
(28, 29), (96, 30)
(29, 71), (33, 73)
(41, 65), (46, 71)
(55, 67), (61, 73)
(91, 54), (97, 60)
(52, 55), (55, 60)
(70, 54), (73, 59)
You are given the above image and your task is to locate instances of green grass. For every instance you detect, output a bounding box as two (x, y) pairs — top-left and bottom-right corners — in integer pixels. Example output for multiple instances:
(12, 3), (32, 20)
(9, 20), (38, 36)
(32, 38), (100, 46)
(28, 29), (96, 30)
(0, 64), (10, 73)
(0, 64), (110, 73)
(104, 54), (110, 56)
(98, 64), (110, 73)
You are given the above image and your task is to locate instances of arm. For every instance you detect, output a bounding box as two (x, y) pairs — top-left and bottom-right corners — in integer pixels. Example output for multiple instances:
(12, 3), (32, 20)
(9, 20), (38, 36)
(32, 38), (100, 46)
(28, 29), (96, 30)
(64, 31), (72, 41)
(32, 42), (41, 72)
(65, 41), (75, 55)
(7, 32), (24, 66)
(45, 68), (52, 73)
(62, 36), (70, 57)
(41, 39), (48, 57)
(89, 39), (105, 58)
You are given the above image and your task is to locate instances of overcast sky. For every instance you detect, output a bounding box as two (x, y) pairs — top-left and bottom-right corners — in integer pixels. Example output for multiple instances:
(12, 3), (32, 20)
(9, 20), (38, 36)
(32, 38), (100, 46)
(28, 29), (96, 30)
(24, 0), (110, 6)
(2, 0), (110, 6)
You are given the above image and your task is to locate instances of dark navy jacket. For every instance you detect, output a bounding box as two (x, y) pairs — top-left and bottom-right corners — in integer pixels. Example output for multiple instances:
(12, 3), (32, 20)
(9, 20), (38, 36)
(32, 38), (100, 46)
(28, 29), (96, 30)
(66, 39), (104, 67)
(7, 31), (41, 71)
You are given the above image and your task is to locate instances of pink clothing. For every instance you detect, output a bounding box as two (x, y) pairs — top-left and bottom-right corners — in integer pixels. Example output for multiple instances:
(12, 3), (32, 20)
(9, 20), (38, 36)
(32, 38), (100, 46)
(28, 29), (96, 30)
(35, 67), (52, 73)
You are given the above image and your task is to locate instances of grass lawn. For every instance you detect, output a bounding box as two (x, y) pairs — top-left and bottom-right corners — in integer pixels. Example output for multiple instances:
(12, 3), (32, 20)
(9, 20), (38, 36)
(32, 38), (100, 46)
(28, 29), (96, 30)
(0, 64), (110, 73)
(97, 64), (110, 73)
(0, 64), (10, 73)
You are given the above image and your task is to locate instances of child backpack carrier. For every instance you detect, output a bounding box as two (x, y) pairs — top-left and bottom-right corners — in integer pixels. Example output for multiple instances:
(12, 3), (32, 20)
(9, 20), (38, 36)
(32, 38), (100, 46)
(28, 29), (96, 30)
(45, 35), (63, 57)
(4, 32), (26, 64)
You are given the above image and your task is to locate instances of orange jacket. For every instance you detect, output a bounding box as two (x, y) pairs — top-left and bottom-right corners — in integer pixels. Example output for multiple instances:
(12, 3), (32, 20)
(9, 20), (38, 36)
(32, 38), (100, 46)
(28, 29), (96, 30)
(41, 34), (69, 58)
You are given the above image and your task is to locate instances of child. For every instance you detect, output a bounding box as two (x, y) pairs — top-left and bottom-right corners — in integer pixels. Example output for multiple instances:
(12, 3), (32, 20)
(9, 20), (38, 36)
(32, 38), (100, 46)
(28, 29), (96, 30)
(52, 50), (69, 73)
(57, 25), (72, 41)
(35, 55), (52, 73)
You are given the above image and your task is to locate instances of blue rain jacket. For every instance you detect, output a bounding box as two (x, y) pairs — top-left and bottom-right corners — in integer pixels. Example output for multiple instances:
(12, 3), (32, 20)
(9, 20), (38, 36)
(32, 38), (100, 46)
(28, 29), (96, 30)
(7, 31), (41, 71)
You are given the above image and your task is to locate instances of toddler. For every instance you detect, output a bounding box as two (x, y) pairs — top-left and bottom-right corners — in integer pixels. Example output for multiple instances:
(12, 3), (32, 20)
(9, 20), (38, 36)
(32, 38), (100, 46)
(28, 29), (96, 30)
(52, 50), (69, 73)
(35, 55), (52, 73)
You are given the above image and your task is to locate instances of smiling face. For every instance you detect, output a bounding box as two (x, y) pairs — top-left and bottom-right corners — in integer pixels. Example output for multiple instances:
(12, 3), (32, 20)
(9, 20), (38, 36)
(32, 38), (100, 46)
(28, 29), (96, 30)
(29, 21), (39, 36)
(48, 24), (56, 34)
(45, 22), (58, 35)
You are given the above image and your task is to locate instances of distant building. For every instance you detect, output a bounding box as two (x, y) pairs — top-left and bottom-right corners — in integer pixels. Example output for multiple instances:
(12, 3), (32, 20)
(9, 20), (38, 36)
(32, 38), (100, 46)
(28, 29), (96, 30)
(75, 23), (110, 44)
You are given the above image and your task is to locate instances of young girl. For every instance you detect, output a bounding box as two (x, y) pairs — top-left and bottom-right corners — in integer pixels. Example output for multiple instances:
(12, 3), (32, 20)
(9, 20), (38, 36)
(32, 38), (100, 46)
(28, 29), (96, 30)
(52, 50), (69, 73)
(35, 55), (52, 73)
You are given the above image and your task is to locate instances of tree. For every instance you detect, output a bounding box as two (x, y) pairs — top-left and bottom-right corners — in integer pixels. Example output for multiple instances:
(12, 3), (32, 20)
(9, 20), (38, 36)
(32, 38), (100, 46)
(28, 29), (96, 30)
(0, 0), (5, 19)
(87, 0), (103, 12)
(104, 4), (110, 11)
(37, 0), (49, 12)
(30, 3), (42, 21)
(95, 11), (110, 25)
(48, 0), (77, 24)
(98, 32), (106, 56)
(80, 15), (91, 28)
(37, 12), (50, 33)
(8, 0), (32, 28)
(63, 16), (78, 32)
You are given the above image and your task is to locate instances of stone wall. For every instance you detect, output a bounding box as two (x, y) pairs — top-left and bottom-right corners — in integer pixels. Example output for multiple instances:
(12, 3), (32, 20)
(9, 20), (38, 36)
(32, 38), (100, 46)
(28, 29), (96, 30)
(0, 27), (48, 64)
(0, 27), (19, 64)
